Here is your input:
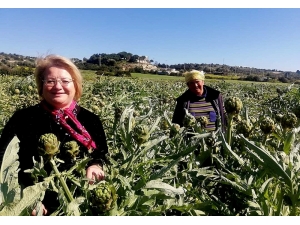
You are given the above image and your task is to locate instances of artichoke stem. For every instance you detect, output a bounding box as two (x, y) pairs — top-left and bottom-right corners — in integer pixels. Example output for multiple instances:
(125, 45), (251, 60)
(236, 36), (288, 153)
(226, 114), (234, 146)
(262, 134), (268, 146)
(50, 158), (74, 203)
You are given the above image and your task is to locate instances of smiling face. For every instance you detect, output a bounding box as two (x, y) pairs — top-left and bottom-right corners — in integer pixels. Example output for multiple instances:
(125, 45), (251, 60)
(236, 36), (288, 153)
(42, 66), (76, 109)
(187, 79), (204, 96)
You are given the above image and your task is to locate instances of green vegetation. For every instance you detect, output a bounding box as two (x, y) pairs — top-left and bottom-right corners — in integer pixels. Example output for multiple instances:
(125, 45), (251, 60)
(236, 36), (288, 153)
(1, 52), (300, 84)
(0, 70), (300, 216)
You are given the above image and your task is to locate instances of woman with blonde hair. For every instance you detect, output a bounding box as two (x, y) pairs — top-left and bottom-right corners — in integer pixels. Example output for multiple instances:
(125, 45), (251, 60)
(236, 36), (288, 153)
(0, 54), (108, 215)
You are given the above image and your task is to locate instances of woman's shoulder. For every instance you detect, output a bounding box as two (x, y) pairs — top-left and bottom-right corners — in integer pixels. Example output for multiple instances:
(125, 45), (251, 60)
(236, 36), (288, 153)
(176, 90), (192, 102)
(12, 104), (43, 117)
(77, 106), (99, 120)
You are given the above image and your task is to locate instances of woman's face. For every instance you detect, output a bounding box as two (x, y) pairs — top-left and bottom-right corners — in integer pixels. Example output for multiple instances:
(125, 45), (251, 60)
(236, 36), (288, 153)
(187, 79), (204, 96)
(42, 66), (76, 109)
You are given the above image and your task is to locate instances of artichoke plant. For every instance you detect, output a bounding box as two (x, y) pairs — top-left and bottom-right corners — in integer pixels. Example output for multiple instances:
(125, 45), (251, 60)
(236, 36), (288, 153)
(37, 133), (74, 203)
(224, 96), (243, 116)
(183, 109), (196, 128)
(160, 118), (170, 130)
(281, 112), (297, 130)
(224, 96), (243, 145)
(197, 116), (209, 128)
(91, 181), (117, 213)
(260, 116), (275, 135)
(133, 124), (150, 145)
(236, 120), (253, 137)
(114, 105), (125, 120)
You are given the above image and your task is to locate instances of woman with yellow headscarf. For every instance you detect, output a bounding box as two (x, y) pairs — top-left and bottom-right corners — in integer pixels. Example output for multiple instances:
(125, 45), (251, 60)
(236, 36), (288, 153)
(172, 70), (227, 132)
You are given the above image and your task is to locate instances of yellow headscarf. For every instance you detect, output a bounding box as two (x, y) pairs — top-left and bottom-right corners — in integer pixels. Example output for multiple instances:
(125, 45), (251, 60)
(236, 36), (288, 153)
(184, 70), (205, 83)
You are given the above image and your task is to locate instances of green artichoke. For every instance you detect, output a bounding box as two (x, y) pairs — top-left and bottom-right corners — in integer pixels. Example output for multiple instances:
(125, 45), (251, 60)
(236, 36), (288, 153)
(197, 116), (209, 128)
(114, 105), (125, 120)
(133, 124), (150, 145)
(183, 110), (196, 128)
(224, 96), (243, 115)
(62, 141), (80, 160)
(236, 120), (253, 137)
(160, 118), (170, 130)
(38, 133), (60, 159)
(260, 116), (275, 135)
(281, 112), (297, 129)
(92, 181), (118, 212)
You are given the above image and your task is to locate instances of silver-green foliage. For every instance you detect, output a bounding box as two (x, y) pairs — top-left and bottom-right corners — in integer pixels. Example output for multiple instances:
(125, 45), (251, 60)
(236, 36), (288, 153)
(0, 136), (48, 216)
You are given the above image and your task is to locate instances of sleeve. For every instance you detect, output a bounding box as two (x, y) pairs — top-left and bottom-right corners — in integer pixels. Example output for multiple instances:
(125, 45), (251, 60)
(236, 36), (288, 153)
(0, 112), (19, 165)
(171, 99), (186, 127)
(80, 111), (109, 167)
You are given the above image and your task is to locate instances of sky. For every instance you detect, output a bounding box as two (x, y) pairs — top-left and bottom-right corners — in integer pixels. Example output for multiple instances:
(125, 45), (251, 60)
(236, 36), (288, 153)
(1, 2), (300, 72)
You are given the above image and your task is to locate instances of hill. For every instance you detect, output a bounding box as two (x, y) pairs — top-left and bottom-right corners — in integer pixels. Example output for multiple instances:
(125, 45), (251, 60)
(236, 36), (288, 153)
(0, 51), (300, 83)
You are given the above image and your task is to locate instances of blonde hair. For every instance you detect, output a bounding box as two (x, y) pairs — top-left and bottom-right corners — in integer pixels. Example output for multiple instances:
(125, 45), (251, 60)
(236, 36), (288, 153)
(34, 54), (83, 101)
(184, 70), (205, 83)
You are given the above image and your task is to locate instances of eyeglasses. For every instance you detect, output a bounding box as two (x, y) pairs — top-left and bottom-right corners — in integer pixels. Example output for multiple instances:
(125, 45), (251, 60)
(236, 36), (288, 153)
(43, 78), (74, 87)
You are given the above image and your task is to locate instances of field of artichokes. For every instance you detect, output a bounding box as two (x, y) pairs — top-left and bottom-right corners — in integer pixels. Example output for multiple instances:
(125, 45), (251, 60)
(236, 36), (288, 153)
(1, 74), (300, 216)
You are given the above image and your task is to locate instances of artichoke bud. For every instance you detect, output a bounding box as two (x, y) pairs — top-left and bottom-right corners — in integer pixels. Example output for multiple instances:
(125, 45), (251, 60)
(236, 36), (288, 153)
(197, 116), (209, 128)
(281, 112), (297, 129)
(92, 181), (117, 212)
(160, 118), (170, 130)
(183, 110), (196, 128)
(38, 133), (60, 159)
(62, 141), (80, 159)
(236, 120), (253, 137)
(114, 106), (125, 119)
(133, 124), (150, 145)
(260, 116), (275, 135)
(224, 96), (243, 115)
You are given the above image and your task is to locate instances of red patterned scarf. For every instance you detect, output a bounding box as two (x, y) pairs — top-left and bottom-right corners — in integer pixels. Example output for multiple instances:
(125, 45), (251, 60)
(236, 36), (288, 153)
(41, 100), (96, 152)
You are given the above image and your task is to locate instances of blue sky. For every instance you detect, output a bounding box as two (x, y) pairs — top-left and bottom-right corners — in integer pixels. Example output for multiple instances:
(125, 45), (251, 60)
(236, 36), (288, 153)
(1, 5), (300, 72)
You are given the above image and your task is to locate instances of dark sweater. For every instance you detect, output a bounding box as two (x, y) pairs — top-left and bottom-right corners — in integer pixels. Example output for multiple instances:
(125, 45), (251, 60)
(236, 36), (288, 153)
(172, 85), (227, 132)
(0, 103), (108, 212)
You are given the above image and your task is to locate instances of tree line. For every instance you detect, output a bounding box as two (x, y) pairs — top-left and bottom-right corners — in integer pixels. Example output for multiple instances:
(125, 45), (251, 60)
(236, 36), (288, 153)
(0, 51), (299, 83)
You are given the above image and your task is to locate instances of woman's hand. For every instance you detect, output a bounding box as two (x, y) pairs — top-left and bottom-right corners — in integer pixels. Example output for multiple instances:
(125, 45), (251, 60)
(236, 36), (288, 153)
(86, 164), (105, 184)
(31, 204), (47, 216)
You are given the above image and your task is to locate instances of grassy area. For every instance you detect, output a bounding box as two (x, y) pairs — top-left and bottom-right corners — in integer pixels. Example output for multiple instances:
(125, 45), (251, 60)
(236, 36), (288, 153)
(80, 70), (290, 86)
(131, 73), (184, 81)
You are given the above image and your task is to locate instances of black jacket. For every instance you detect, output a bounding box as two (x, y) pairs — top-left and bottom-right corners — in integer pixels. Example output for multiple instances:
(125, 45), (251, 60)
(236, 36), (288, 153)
(0, 103), (108, 188)
(172, 85), (227, 132)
